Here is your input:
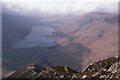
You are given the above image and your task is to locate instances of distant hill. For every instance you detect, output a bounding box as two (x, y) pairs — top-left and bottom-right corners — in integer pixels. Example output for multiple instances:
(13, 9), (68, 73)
(54, 12), (118, 66)
(2, 10), (36, 49)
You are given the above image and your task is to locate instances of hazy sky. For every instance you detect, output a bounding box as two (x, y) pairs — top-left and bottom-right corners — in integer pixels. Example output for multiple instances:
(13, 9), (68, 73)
(2, 0), (119, 15)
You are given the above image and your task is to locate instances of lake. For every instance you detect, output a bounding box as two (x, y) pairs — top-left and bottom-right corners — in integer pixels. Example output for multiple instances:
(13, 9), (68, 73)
(13, 26), (56, 48)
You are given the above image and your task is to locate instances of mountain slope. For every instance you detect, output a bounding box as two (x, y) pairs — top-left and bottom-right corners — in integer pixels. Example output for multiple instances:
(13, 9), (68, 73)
(55, 12), (118, 66)
(2, 10), (36, 49)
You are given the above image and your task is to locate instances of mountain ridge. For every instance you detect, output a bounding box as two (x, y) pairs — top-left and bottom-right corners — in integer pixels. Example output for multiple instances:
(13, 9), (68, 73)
(3, 56), (120, 80)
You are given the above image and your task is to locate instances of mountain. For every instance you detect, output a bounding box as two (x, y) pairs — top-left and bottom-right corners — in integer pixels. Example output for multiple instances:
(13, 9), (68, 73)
(2, 9), (36, 49)
(3, 57), (120, 79)
(3, 43), (88, 71)
(3, 12), (118, 72)
(54, 12), (118, 66)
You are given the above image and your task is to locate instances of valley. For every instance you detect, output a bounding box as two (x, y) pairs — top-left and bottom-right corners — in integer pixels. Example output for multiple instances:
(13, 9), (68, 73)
(2, 8), (118, 76)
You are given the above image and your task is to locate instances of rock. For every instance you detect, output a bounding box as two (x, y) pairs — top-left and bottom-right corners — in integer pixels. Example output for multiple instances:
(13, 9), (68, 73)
(7, 63), (44, 79)
(3, 57), (120, 80)
(78, 57), (120, 80)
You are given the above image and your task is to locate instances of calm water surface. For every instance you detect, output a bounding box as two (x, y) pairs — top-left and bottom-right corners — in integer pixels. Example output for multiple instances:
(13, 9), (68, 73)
(13, 26), (56, 48)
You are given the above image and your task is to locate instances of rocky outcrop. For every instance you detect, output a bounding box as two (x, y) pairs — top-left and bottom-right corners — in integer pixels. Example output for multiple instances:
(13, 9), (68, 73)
(78, 57), (120, 79)
(3, 57), (120, 80)
(35, 66), (77, 79)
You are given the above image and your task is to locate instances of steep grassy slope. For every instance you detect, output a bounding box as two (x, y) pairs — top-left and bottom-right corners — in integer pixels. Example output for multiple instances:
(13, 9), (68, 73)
(54, 12), (118, 66)
(2, 12), (36, 49)
(3, 43), (89, 72)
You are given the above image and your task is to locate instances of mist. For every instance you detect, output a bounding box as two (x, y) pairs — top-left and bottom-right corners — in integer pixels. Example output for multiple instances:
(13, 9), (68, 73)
(2, 1), (118, 16)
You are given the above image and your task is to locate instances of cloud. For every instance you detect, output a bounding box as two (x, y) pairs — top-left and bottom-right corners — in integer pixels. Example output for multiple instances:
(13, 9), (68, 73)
(2, 1), (118, 15)
(1, 0), (119, 2)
